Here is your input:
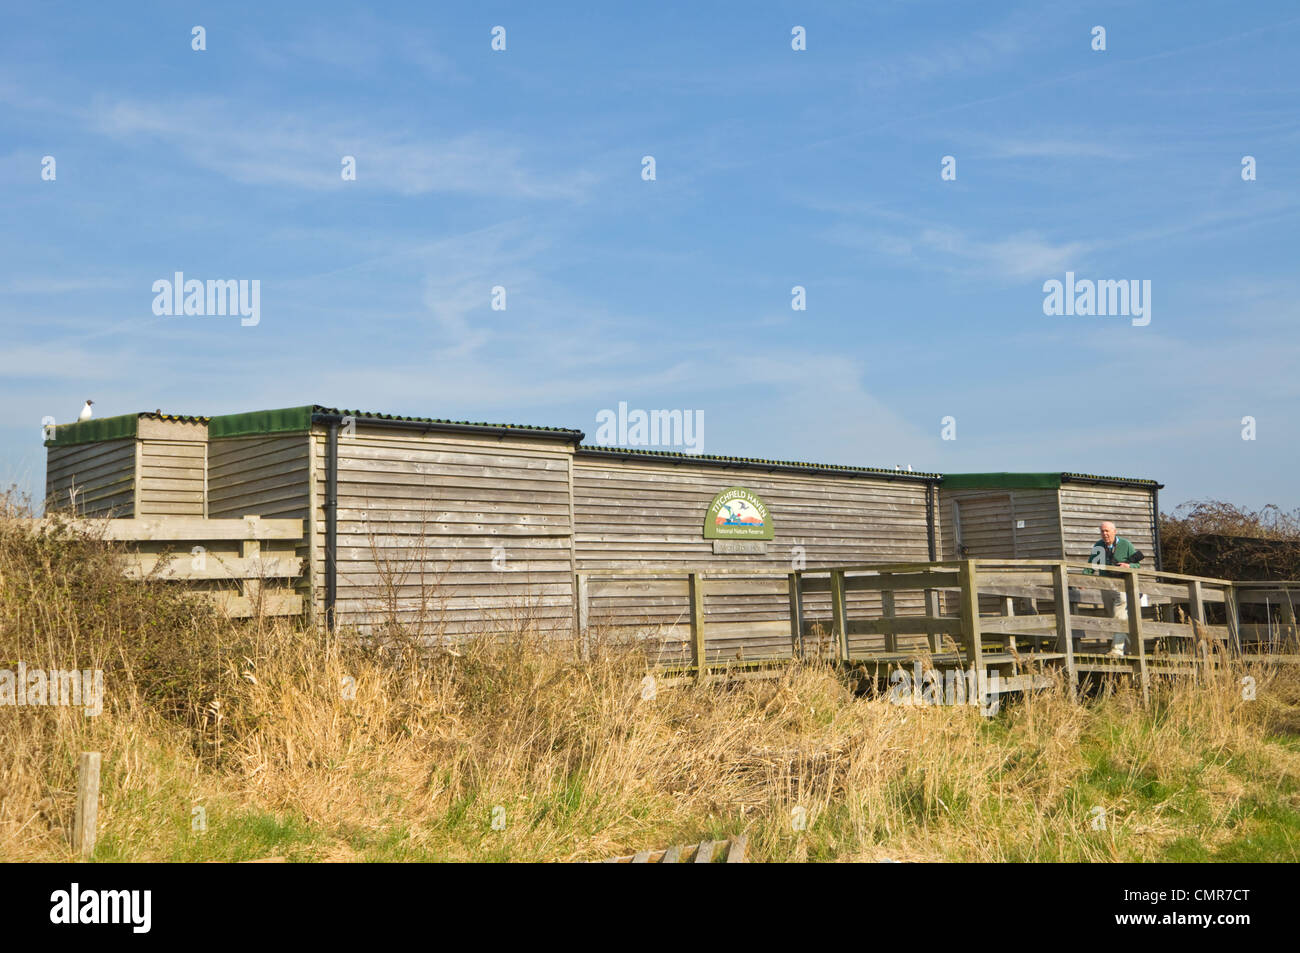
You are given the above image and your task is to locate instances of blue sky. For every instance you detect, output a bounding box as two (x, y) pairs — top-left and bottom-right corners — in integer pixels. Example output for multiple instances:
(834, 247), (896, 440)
(2, 1), (1298, 511)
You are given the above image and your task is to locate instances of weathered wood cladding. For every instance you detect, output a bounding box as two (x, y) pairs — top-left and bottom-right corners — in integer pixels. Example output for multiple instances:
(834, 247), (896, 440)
(136, 417), (207, 516)
(42, 406), (1169, 663)
(1059, 484), (1156, 565)
(317, 425), (576, 637)
(207, 433), (316, 615)
(45, 438), (136, 516)
(573, 454), (938, 659)
(207, 434), (313, 520)
(45, 416), (208, 518)
(940, 484), (1156, 563)
(940, 487), (1062, 560)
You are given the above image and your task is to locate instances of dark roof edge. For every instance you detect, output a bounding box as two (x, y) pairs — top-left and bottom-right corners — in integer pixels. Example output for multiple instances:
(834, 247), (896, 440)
(1062, 472), (1164, 490)
(576, 445), (940, 481)
(44, 410), (209, 447)
(942, 471), (1162, 491)
(311, 407), (585, 443)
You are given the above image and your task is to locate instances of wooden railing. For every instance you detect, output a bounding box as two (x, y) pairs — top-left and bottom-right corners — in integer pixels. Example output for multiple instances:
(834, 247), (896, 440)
(576, 561), (1300, 694)
(30, 515), (305, 618)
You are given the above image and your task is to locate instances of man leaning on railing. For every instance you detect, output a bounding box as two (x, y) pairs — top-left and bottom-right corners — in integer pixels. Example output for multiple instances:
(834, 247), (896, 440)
(1085, 521), (1145, 657)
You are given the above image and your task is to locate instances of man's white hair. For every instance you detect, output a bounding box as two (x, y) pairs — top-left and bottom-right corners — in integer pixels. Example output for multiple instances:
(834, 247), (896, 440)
(1099, 520), (1116, 531)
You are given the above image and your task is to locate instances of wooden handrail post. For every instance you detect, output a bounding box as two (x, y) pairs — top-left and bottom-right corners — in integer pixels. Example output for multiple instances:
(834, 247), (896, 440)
(924, 588), (943, 654)
(1125, 571), (1149, 706)
(73, 751), (101, 860)
(830, 570), (849, 662)
(788, 572), (804, 660)
(1051, 563), (1077, 700)
(957, 561), (983, 688)
(575, 573), (590, 660)
(689, 573), (706, 679)
(1187, 578), (1207, 675)
(880, 573), (898, 654)
(241, 515), (262, 609)
(1225, 584), (1242, 656)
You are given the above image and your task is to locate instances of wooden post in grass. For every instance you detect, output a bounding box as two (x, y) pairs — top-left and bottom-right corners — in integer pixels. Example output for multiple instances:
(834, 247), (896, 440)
(575, 573), (590, 660)
(1224, 584), (1243, 656)
(787, 572), (803, 659)
(73, 752), (101, 860)
(957, 561), (984, 690)
(1187, 579), (1207, 676)
(689, 573), (706, 679)
(880, 574), (898, 654)
(242, 515), (262, 610)
(924, 588), (943, 654)
(1052, 563), (1077, 700)
(1126, 571), (1149, 706)
(830, 570), (849, 663)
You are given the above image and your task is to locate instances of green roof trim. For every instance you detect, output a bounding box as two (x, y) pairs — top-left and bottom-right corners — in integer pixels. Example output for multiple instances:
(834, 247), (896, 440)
(208, 405), (584, 439)
(313, 406), (583, 435)
(1062, 471), (1160, 487)
(44, 413), (139, 448)
(943, 472), (1160, 490)
(943, 472), (1062, 490)
(578, 445), (940, 479)
(208, 405), (316, 439)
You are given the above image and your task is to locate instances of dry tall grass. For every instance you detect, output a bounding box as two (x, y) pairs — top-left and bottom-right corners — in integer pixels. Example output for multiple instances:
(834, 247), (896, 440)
(2, 499), (1298, 862)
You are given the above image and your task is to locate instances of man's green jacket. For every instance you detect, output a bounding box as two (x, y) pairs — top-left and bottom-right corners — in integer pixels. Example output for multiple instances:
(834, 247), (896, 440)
(1086, 536), (1142, 575)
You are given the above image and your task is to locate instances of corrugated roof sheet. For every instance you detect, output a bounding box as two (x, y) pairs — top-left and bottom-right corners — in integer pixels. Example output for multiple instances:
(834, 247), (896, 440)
(942, 472), (1160, 490)
(45, 410), (208, 447)
(578, 445), (941, 479)
(139, 411), (210, 423)
(207, 405), (585, 440)
(1062, 471), (1161, 487)
(314, 405), (584, 435)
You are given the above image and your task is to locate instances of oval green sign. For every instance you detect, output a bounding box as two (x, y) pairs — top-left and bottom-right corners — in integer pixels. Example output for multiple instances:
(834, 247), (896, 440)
(704, 486), (774, 540)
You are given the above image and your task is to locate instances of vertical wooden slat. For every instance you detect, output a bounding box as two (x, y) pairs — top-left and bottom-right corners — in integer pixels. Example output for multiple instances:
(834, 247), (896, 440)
(1000, 595), (1016, 658)
(924, 588), (943, 653)
(132, 438), (142, 517)
(881, 574), (897, 653)
(576, 573), (590, 660)
(689, 572), (706, 677)
(73, 751), (101, 860)
(1187, 580), (1205, 625)
(1224, 584), (1242, 656)
(830, 570), (848, 662)
(1126, 571), (1149, 706)
(241, 515), (261, 607)
(788, 572), (803, 659)
(1187, 578), (1207, 670)
(694, 840), (715, 863)
(726, 834), (748, 863)
(1052, 563), (1077, 700)
(957, 561), (983, 683)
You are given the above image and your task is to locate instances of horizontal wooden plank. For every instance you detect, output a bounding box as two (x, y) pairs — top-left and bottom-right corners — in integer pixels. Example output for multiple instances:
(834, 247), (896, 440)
(207, 592), (304, 617)
(122, 554), (303, 581)
(841, 571), (960, 591)
(702, 620), (792, 639)
(588, 579), (690, 598)
(26, 517), (304, 541)
(847, 617), (961, 636)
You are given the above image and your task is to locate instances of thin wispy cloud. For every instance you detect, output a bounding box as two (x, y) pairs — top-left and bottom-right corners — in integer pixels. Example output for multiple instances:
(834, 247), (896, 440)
(88, 97), (596, 199)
